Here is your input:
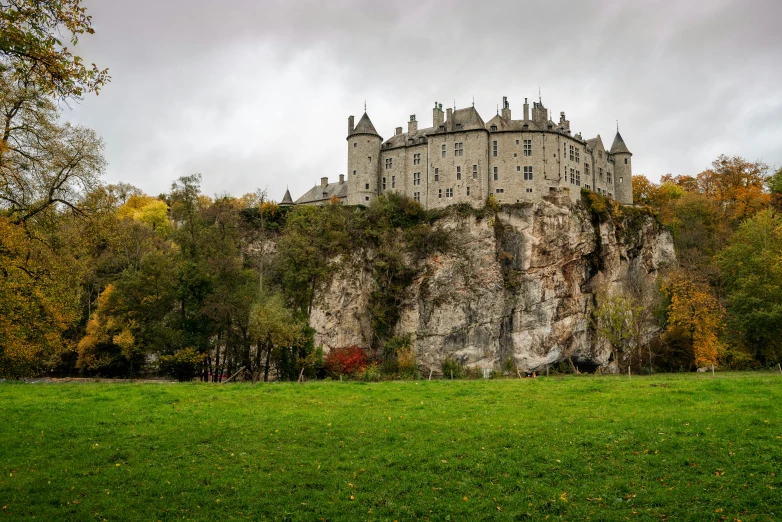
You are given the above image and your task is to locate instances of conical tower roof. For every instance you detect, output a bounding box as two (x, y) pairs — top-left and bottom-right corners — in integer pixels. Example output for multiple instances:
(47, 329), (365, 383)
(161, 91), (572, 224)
(280, 188), (293, 206)
(352, 112), (379, 136)
(610, 131), (632, 155)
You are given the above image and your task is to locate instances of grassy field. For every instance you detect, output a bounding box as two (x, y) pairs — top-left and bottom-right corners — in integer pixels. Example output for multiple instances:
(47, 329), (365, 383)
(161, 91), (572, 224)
(1, 374), (780, 521)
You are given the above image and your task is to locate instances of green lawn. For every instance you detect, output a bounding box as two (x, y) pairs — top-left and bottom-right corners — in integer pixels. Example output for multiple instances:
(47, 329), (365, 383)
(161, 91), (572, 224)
(1, 374), (780, 521)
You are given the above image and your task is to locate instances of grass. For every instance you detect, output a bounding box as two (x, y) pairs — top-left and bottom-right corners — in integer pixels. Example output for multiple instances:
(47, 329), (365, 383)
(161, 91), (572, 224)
(1, 373), (780, 521)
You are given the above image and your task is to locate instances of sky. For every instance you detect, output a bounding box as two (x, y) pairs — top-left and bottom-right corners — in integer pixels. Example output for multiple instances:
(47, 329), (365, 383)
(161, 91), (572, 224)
(64, 0), (782, 202)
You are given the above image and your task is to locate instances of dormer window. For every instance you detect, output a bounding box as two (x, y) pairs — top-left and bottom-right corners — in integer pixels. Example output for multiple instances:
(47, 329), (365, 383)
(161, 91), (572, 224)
(456, 124), (462, 130)
(490, 125), (497, 131)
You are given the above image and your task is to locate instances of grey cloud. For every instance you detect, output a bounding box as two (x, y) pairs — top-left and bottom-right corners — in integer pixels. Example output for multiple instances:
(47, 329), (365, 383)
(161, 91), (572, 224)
(65, 0), (782, 202)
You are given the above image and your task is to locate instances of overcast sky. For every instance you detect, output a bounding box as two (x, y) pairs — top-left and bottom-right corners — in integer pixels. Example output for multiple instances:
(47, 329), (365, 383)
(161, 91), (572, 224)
(64, 0), (782, 202)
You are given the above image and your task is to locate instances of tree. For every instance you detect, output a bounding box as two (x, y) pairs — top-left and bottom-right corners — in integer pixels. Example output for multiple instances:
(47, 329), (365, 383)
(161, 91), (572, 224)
(717, 210), (782, 365)
(593, 291), (635, 372)
(696, 155), (769, 225)
(117, 194), (170, 235)
(0, 73), (105, 222)
(0, 215), (80, 377)
(661, 271), (722, 369)
(0, 0), (109, 98)
(248, 292), (304, 382)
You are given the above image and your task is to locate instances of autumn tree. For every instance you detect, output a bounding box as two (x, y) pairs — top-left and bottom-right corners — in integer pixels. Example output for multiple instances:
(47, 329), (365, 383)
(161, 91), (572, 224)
(248, 291), (305, 382)
(0, 0), (109, 98)
(661, 271), (722, 369)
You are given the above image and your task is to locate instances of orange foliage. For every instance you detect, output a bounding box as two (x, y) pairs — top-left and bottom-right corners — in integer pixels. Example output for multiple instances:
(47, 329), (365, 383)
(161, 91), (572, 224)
(662, 272), (722, 368)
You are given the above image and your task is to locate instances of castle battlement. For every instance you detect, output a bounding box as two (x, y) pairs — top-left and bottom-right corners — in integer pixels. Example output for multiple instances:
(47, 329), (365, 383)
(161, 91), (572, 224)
(290, 96), (633, 207)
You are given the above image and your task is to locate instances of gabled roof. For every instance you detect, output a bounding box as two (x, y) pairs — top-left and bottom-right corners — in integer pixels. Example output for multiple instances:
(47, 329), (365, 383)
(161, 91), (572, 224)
(280, 188), (293, 206)
(294, 180), (348, 205)
(610, 131), (631, 155)
(486, 113), (513, 132)
(352, 112), (380, 136)
(449, 106), (485, 131)
(585, 134), (605, 153)
(382, 126), (435, 148)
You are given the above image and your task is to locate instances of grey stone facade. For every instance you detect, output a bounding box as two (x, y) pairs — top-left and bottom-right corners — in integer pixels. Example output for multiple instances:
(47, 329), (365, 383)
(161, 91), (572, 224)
(292, 96), (633, 207)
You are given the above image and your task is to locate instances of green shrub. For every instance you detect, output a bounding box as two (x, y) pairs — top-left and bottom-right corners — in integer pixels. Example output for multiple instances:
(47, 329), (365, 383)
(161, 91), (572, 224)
(441, 357), (464, 379)
(157, 347), (205, 382)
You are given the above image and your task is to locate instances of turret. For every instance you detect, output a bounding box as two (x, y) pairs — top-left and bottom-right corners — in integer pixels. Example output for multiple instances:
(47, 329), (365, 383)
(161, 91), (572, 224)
(347, 112), (382, 206)
(610, 131), (633, 205)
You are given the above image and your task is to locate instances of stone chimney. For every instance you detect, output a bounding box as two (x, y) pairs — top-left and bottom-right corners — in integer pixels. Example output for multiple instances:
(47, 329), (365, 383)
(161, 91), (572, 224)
(339, 174), (345, 184)
(408, 114), (417, 135)
(501, 96), (511, 120)
(348, 115), (354, 135)
(433, 102), (444, 129)
(321, 177), (328, 187)
(523, 98), (529, 121)
(446, 107), (453, 131)
(395, 127), (403, 135)
(559, 111), (570, 132)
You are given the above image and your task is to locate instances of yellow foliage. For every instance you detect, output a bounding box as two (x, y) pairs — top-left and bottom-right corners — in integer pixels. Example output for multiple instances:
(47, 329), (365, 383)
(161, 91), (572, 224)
(662, 272), (722, 367)
(117, 194), (170, 234)
(0, 218), (79, 377)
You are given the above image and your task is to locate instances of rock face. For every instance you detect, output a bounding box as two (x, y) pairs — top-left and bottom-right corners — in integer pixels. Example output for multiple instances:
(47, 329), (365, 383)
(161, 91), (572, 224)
(310, 199), (676, 373)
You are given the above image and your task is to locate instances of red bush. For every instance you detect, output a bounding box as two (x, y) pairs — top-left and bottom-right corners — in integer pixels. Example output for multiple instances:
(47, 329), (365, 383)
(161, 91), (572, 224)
(324, 345), (369, 376)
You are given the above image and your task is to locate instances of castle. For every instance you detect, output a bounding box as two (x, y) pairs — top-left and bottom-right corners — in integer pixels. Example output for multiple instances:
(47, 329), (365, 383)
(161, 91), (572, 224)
(284, 96), (633, 208)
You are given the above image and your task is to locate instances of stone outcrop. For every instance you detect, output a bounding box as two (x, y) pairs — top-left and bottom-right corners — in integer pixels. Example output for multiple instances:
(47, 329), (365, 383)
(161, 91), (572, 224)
(309, 199), (675, 373)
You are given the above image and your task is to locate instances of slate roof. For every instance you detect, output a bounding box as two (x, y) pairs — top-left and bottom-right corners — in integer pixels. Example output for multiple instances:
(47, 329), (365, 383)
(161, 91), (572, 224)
(280, 188), (293, 206)
(382, 126), (436, 148)
(294, 181), (348, 205)
(448, 106), (485, 131)
(610, 131), (631, 155)
(352, 112), (380, 136)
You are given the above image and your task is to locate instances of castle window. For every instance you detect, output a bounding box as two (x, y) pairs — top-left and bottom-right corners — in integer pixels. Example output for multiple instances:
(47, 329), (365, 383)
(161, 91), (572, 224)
(413, 153), (421, 165)
(456, 124), (462, 130)
(414, 172), (421, 185)
(516, 166), (521, 172)
(365, 196), (369, 201)
(570, 168), (574, 184)
(441, 144), (446, 158)
(354, 143), (357, 147)
(575, 148), (580, 163)
(392, 175), (396, 188)
(607, 171), (612, 184)
(414, 192), (420, 202)
(493, 167), (498, 181)
(526, 188), (533, 193)
(576, 170), (581, 187)
(455, 142), (463, 156)
(438, 189), (442, 198)
(446, 188), (453, 198)
(493, 141), (498, 157)
(619, 177), (623, 184)
(353, 170), (356, 176)
(495, 188), (504, 193)
(524, 166), (533, 180)
(585, 164), (590, 177)
(434, 168), (439, 182)
(365, 183), (370, 190)
(608, 192), (613, 199)
(467, 186), (471, 196)
(524, 140), (532, 156)
(585, 184), (591, 190)
(456, 166), (461, 180)
(490, 125), (497, 131)
(382, 177), (386, 190)
(385, 158), (392, 169)
(516, 139), (520, 145)
(569, 145), (574, 161)
(514, 153), (517, 158)
(473, 165), (478, 178)
(624, 158), (628, 164)
(368, 156), (372, 163)
(599, 167), (603, 181)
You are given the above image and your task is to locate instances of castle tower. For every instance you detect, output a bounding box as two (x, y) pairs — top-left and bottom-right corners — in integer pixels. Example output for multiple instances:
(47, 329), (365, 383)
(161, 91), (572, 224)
(610, 131), (633, 205)
(347, 112), (382, 205)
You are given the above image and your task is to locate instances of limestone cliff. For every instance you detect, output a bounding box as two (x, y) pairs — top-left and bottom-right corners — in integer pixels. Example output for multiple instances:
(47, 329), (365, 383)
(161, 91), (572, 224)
(309, 198), (675, 373)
